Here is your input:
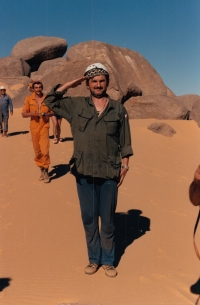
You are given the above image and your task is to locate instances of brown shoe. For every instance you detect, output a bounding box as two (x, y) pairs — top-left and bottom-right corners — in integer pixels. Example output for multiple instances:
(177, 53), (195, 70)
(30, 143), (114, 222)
(102, 265), (118, 277)
(43, 168), (50, 183)
(84, 262), (99, 275)
(38, 167), (44, 181)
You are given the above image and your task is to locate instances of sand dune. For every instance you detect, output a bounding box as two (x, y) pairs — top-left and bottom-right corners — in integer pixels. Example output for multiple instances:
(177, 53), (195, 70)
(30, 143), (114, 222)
(0, 108), (200, 305)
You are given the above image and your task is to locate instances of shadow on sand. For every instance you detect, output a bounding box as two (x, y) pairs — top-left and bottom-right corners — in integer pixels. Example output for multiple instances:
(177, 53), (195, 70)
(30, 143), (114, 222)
(49, 164), (70, 181)
(0, 278), (11, 291)
(114, 209), (150, 266)
(8, 131), (29, 137)
(49, 135), (73, 142)
(190, 277), (200, 305)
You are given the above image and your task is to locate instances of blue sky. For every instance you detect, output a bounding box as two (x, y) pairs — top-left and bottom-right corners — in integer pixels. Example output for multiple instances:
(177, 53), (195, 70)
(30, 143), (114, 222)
(0, 0), (200, 96)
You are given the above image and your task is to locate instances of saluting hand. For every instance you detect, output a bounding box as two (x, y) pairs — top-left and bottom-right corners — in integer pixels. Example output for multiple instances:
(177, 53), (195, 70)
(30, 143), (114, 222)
(57, 76), (88, 92)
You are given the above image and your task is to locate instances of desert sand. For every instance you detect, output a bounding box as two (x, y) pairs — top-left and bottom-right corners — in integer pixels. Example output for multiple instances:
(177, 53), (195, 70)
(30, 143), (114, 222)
(0, 108), (200, 305)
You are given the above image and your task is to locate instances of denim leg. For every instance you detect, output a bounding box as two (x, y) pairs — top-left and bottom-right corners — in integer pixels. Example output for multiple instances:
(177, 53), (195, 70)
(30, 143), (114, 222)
(76, 176), (101, 264)
(99, 179), (118, 265)
(2, 112), (8, 132)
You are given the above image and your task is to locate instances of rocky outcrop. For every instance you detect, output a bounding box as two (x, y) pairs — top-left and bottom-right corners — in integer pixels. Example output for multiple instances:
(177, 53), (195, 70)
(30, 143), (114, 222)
(36, 57), (66, 76)
(1, 36), (197, 122)
(190, 101), (200, 127)
(176, 94), (200, 111)
(147, 122), (176, 137)
(124, 95), (189, 120)
(0, 57), (31, 77)
(11, 36), (67, 70)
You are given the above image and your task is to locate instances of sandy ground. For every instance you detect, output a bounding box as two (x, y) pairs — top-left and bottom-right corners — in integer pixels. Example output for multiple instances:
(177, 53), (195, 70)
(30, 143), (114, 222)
(0, 108), (200, 305)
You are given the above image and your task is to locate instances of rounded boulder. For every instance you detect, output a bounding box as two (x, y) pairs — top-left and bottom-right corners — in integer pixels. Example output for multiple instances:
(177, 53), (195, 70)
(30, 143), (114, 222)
(11, 36), (67, 66)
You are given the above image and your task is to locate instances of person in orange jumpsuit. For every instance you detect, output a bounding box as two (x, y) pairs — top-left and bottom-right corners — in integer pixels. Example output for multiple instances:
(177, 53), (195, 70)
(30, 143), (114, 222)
(22, 81), (53, 183)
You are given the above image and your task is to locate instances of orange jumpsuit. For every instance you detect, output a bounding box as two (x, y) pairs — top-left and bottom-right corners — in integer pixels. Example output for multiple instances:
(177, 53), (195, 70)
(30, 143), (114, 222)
(22, 93), (52, 169)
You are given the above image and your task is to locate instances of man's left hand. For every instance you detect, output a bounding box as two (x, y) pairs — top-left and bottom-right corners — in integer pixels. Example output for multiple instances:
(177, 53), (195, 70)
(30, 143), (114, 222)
(10, 112), (13, 116)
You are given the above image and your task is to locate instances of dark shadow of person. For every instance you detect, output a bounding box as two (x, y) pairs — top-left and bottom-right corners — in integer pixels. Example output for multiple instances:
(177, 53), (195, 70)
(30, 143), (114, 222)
(8, 131), (29, 137)
(49, 135), (73, 142)
(0, 278), (11, 291)
(114, 209), (150, 267)
(49, 164), (70, 181)
(190, 278), (200, 305)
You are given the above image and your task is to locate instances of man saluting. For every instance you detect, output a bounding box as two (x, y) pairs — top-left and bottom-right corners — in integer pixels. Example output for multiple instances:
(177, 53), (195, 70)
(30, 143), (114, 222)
(44, 63), (133, 277)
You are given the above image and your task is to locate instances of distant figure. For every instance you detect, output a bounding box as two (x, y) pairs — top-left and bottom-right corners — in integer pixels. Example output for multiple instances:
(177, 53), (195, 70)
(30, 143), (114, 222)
(0, 86), (13, 137)
(51, 114), (63, 144)
(21, 81), (53, 183)
(44, 63), (133, 277)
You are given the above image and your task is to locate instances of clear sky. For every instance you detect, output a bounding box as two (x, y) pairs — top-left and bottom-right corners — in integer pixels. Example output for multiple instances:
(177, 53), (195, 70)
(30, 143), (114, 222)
(1, 0), (200, 96)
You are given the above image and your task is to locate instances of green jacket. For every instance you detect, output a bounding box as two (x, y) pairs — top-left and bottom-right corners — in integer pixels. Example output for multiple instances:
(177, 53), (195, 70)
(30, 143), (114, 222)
(44, 85), (133, 179)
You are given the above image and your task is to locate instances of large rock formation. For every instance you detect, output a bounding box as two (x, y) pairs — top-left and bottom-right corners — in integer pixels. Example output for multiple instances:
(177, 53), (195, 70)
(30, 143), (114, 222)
(39, 40), (171, 102)
(1, 36), (198, 124)
(0, 57), (31, 77)
(11, 36), (67, 70)
(66, 40), (169, 98)
(124, 95), (189, 120)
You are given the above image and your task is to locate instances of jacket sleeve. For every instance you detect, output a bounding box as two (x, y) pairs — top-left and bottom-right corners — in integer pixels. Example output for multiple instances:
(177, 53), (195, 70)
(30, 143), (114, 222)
(44, 85), (75, 123)
(119, 106), (133, 158)
(8, 96), (13, 113)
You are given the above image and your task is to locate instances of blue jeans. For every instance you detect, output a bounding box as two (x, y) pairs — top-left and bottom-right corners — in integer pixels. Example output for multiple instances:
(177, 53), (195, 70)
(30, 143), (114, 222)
(76, 176), (118, 265)
(1, 112), (9, 132)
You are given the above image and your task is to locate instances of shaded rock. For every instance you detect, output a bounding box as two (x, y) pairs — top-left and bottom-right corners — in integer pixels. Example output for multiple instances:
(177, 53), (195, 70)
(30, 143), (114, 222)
(176, 94), (200, 111)
(11, 36), (67, 69)
(147, 122), (176, 137)
(37, 57), (66, 75)
(0, 57), (31, 77)
(124, 95), (189, 119)
(31, 58), (66, 81)
(30, 71), (43, 81)
(190, 100), (200, 127)
(0, 77), (31, 99)
(12, 89), (33, 108)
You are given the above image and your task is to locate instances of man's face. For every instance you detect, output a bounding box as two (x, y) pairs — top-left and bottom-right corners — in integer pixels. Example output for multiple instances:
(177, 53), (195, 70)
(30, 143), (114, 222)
(87, 74), (108, 98)
(33, 84), (43, 95)
(0, 89), (6, 96)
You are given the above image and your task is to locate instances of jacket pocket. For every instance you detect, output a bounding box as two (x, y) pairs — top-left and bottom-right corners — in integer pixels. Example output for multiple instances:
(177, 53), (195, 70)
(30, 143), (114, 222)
(78, 109), (93, 131)
(104, 112), (120, 135)
(106, 156), (121, 179)
(70, 151), (83, 176)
